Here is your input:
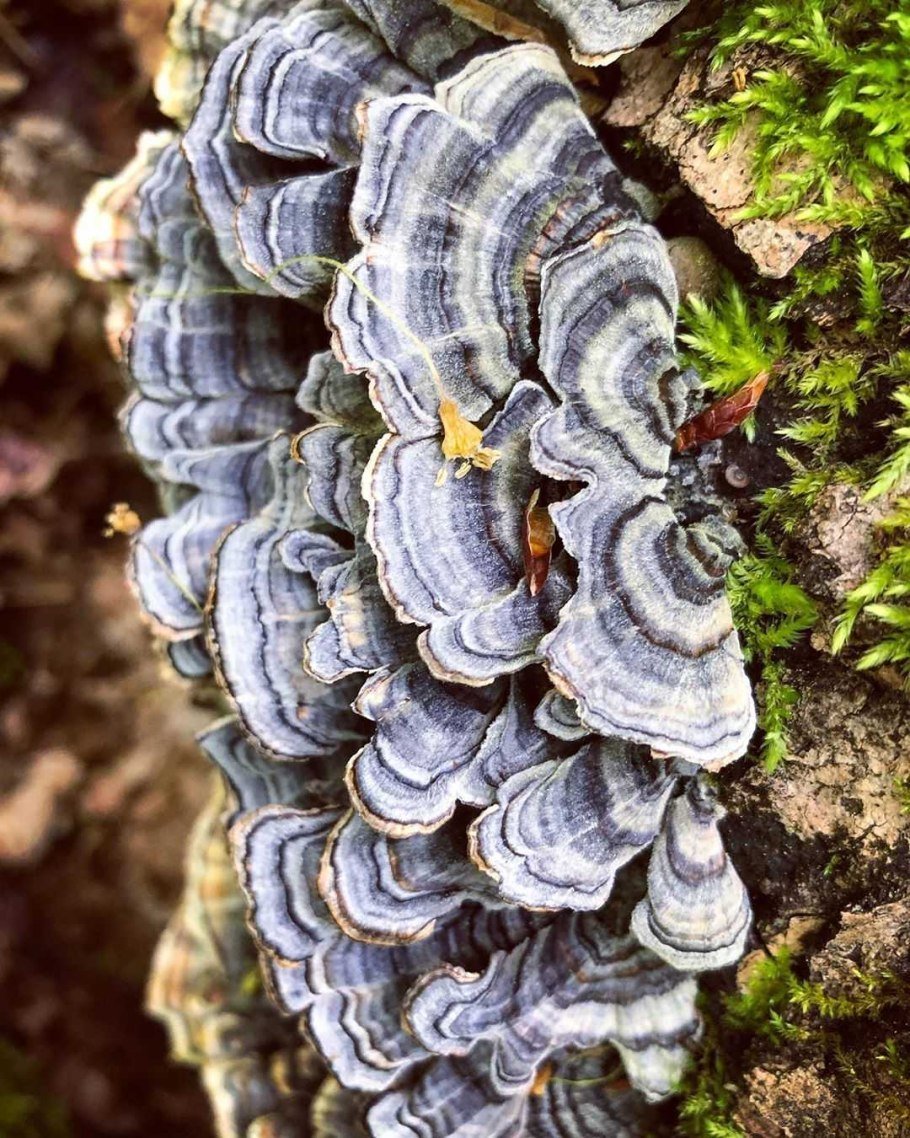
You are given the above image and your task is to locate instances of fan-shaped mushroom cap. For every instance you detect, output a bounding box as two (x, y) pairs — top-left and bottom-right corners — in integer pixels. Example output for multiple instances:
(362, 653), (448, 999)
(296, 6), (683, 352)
(233, 7), (425, 164)
(305, 544), (419, 680)
(297, 423), (377, 535)
(134, 439), (275, 637)
(199, 717), (344, 828)
(207, 436), (367, 761)
(75, 130), (170, 282)
(232, 803), (343, 966)
(295, 349), (380, 431)
(631, 779), (752, 971)
(166, 635), (213, 678)
(319, 809), (497, 944)
(123, 392), (297, 466)
(531, 0), (690, 65)
(345, 664), (509, 835)
(532, 226), (755, 766)
(329, 45), (621, 433)
(405, 914), (699, 1101)
(533, 688), (588, 740)
(470, 740), (677, 910)
(366, 381), (570, 683)
(235, 169), (358, 300)
(368, 1048), (657, 1138)
(293, 409), (417, 682)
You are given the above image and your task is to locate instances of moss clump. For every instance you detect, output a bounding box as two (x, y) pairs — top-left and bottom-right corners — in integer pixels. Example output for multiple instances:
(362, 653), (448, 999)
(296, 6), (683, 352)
(0, 1040), (71, 1138)
(685, 2), (910, 221)
(677, 0), (910, 684)
(677, 948), (910, 1135)
(724, 536), (818, 770)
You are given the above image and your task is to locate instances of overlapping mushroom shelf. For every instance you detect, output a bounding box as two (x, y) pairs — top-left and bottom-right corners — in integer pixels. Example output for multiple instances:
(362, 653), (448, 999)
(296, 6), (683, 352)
(76, 1), (758, 1136)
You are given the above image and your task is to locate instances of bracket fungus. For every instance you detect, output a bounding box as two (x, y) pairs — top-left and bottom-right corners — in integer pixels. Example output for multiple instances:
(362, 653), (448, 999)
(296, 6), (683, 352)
(528, 0), (690, 66)
(78, 1), (762, 1135)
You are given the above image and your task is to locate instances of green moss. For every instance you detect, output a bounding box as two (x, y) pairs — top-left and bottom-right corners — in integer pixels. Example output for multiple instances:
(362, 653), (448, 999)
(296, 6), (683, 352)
(832, 495), (910, 673)
(0, 1040), (71, 1138)
(680, 272), (910, 690)
(677, 948), (910, 1133)
(685, 2), (910, 221)
(676, 1023), (746, 1138)
(725, 536), (818, 770)
(679, 285), (786, 400)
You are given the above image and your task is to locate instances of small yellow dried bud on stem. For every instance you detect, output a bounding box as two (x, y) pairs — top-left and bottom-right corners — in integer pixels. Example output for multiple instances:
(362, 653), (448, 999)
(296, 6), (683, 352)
(103, 502), (141, 537)
(436, 398), (502, 486)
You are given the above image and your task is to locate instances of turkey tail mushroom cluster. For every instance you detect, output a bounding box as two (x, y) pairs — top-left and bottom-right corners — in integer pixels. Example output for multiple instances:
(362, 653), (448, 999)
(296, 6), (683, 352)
(77, 1), (759, 1135)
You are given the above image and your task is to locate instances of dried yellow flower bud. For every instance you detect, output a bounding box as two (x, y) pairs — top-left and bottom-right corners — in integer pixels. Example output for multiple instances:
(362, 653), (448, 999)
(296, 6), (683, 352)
(436, 398), (501, 486)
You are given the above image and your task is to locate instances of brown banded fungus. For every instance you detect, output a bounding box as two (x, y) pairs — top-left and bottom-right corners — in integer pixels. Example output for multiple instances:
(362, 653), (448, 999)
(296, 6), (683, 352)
(77, 2), (760, 1135)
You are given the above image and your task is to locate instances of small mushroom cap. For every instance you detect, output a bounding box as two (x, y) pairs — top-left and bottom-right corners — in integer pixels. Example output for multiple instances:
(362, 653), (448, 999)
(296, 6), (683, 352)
(295, 350), (381, 433)
(232, 803), (343, 966)
(132, 438), (274, 636)
(345, 664), (509, 835)
(199, 716), (343, 828)
(304, 543), (419, 681)
(123, 391), (297, 465)
(294, 418), (416, 683)
(405, 914), (700, 1102)
(366, 381), (567, 683)
(234, 169), (358, 301)
(470, 739), (678, 910)
(533, 688), (589, 740)
(532, 227), (755, 766)
(232, 7), (426, 165)
(75, 130), (171, 282)
(297, 423), (376, 537)
(631, 779), (752, 971)
(207, 436), (368, 760)
(166, 635), (213, 679)
(318, 809), (497, 945)
(531, 0), (690, 66)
